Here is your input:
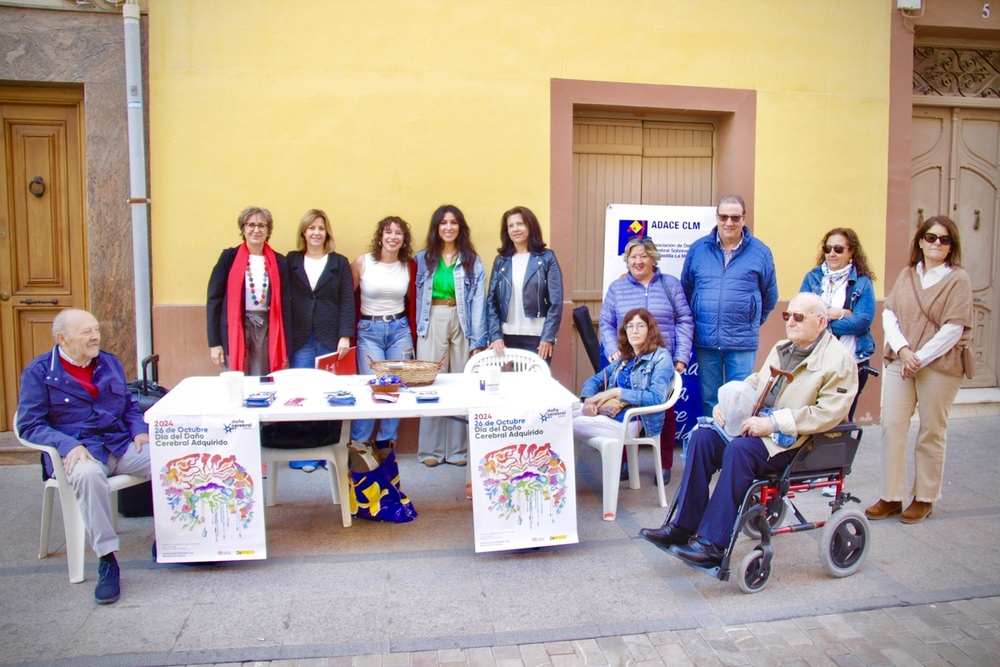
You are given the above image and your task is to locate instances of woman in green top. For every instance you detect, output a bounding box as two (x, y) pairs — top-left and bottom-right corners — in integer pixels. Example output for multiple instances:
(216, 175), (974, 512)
(413, 205), (488, 466)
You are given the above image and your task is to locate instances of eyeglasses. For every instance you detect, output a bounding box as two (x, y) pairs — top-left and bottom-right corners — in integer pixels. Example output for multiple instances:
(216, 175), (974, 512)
(243, 223), (269, 231)
(716, 214), (744, 223)
(624, 322), (648, 331)
(922, 232), (953, 246)
(781, 311), (809, 323)
(822, 244), (848, 254)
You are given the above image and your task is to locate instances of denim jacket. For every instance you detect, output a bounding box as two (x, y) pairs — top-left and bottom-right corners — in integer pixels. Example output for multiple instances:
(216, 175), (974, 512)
(800, 265), (876, 362)
(414, 249), (487, 349)
(485, 249), (563, 344)
(580, 346), (672, 436)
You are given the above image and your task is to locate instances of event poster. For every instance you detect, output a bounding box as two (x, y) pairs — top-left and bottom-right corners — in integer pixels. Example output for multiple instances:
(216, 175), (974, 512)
(603, 203), (717, 434)
(149, 413), (266, 563)
(468, 404), (577, 553)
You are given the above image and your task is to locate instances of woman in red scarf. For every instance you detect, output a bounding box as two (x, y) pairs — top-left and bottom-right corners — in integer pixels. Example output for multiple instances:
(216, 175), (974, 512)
(207, 206), (290, 375)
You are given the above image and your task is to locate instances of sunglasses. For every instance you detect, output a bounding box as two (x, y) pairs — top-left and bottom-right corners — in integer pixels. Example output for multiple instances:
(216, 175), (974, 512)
(781, 311), (809, 323)
(922, 232), (953, 246)
(822, 244), (848, 254)
(716, 214), (744, 223)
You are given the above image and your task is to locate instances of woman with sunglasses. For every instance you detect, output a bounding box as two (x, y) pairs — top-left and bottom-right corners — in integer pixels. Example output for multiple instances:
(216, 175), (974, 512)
(207, 206), (290, 375)
(866, 216), (973, 525)
(800, 228), (876, 422)
(599, 236), (693, 483)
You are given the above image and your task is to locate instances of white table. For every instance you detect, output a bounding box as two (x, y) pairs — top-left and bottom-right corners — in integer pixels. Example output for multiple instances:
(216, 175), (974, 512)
(145, 372), (581, 528)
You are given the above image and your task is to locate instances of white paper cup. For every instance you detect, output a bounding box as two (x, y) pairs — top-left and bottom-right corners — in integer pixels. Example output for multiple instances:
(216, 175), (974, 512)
(481, 366), (501, 396)
(220, 371), (244, 407)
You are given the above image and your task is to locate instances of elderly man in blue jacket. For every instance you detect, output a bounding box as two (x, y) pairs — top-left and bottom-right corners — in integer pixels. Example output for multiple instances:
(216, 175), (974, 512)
(17, 309), (150, 605)
(681, 194), (778, 416)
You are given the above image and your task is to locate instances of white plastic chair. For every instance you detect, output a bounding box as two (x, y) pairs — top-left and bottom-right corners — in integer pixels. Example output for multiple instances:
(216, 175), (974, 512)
(462, 348), (552, 497)
(463, 348), (551, 376)
(260, 368), (353, 528)
(13, 411), (148, 584)
(576, 370), (683, 521)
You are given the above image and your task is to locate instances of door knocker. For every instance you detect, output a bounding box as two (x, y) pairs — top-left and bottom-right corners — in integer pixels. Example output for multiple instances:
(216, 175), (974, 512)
(28, 176), (45, 198)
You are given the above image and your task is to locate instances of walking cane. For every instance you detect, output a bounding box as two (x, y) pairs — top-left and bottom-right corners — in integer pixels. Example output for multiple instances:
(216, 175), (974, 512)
(751, 366), (795, 417)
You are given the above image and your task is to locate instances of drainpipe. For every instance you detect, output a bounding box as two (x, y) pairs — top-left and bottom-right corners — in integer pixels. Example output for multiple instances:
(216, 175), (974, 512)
(123, 0), (152, 370)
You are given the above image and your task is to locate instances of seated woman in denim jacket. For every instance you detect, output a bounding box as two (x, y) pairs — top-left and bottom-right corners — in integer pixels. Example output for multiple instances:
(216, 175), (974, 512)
(573, 307), (673, 442)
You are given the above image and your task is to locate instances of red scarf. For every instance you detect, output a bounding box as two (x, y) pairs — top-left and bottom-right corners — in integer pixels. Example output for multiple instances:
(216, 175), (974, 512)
(225, 242), (287, 371)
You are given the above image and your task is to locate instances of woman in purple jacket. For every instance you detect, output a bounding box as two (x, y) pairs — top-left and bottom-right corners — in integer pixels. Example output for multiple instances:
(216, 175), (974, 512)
(599, 236), (693, 481)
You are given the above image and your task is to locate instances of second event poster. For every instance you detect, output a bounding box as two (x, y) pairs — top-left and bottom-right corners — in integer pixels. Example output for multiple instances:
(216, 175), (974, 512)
(468, 403), (578, 552)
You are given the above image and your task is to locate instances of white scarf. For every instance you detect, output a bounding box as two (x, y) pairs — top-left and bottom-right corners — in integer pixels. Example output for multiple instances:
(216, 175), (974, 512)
(819, 261), (856, 356)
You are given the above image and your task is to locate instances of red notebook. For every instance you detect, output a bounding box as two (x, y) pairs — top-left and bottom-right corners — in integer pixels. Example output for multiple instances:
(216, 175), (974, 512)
(315, 347), (357, 376)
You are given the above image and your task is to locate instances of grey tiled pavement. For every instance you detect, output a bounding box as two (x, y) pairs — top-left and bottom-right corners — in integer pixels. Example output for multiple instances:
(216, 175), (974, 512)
(2, 415), (1000, 667)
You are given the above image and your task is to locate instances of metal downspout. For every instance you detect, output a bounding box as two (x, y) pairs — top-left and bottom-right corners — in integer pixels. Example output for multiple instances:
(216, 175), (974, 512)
(123, 0), (152, 369)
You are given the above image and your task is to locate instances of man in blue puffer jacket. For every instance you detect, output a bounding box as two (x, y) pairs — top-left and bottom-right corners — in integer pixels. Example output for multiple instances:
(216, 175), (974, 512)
(681, 195), (778, 415)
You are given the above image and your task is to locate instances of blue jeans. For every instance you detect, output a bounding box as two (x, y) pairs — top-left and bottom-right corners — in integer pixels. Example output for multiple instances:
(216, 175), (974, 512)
(351, 317), (414, 442)
(694, 347), (756, 416)
(290, 333), (334, 370)
(289, 334), (335, 468)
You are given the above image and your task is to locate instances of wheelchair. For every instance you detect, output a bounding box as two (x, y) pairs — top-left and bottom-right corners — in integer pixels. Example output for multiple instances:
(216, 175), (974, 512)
(657, 422), (871, 593)
(659, 363), (879, 592)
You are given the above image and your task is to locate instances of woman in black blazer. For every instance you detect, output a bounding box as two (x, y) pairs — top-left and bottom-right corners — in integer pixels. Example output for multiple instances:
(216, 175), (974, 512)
(206, 206), (291, 375)
(286, 209), (355, 368)
(284, 209), (355, 471)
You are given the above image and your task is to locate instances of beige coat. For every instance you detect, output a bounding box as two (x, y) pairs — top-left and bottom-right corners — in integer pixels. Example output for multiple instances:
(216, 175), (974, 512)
(746, 329), (858, 458)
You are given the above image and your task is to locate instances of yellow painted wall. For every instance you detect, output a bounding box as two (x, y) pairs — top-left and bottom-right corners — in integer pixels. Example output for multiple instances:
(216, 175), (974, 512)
(149, 0), (892, 303)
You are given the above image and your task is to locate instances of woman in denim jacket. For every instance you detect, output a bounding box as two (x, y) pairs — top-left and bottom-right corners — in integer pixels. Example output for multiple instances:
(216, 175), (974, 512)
(800, 227), (876, 420)
(485, 206), (563, 361)
(574, 307), (673, 443)
(414, 204), (487, 466)
(599, 236), (693, 481)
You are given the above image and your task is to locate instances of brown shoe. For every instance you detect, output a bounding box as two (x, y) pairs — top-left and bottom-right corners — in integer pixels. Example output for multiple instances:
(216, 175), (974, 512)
(901, 500), (933, 524)
(864, 499), (902, 520)
(422, 458), (440, 467)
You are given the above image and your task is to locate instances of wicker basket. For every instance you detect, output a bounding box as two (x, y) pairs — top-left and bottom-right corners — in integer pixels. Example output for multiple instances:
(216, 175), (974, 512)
(366, 355), (444, 387)
(369, 382), (402, 393)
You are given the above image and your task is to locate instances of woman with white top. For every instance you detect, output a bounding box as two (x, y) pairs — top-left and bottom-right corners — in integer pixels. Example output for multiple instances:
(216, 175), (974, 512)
(414, 204), (487, 466)
(350, 216), (417, 448)
(285, 209), (354, 471)
(865, 216), (973, 525)
(485, 206), (563, 361)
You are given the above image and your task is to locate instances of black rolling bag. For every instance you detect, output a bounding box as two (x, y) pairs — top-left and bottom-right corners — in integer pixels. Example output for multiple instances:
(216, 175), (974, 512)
(119, 354), (169, 517)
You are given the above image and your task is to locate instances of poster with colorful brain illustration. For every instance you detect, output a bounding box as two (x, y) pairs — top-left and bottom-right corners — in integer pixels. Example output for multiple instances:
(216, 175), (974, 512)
(149, 413), (266, 563)
(469, 403), (577, 552)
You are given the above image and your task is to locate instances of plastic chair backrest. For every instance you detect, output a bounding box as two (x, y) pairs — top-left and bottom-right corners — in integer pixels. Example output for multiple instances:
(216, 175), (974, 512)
(463, 348), (551, 376)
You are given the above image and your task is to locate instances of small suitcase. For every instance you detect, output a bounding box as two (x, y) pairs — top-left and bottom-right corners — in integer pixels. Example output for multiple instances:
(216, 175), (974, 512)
(119, 355), (169, 517)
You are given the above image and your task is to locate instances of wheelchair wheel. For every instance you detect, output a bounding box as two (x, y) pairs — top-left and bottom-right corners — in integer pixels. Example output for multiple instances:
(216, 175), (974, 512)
(819, 508), (870, 577)
(741, 494), (788, 540)
(737, 548), (771, 593)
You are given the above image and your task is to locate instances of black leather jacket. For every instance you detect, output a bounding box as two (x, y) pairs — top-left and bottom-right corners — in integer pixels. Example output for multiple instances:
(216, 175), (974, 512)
(485, 249), (563, 344)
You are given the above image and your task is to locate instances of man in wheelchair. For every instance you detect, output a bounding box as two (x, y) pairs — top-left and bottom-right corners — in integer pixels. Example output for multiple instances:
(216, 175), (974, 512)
(640, 293), (858, 568)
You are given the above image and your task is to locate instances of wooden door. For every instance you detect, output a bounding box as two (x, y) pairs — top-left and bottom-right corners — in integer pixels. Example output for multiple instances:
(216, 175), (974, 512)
(0, 90), (87, 429)
(570, 116), (714, 390)
(911, 106), (1000, 387)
